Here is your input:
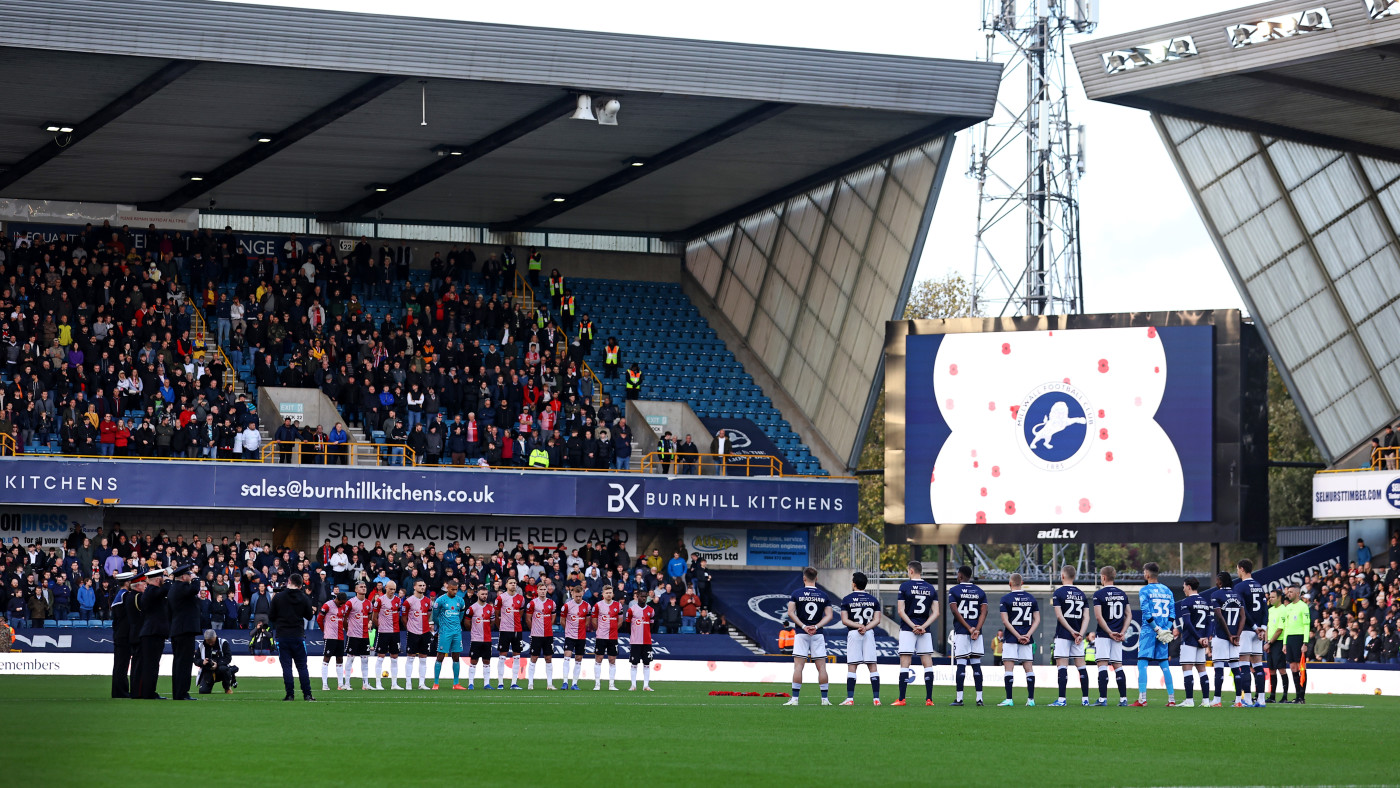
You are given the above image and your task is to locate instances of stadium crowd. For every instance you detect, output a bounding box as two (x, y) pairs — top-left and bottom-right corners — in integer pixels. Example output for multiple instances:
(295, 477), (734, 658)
(0, 224), (644, 467)
(1, 522), (728, 637)
(1301, 534), (1400, 664)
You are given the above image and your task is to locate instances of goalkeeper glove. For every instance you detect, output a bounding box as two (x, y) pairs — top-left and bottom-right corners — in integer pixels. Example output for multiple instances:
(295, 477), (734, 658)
(1155, 628), (1174, 643)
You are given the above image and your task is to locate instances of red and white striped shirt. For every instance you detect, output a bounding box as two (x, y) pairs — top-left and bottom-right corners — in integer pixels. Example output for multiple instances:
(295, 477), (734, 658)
(318, 600), (346, 640)
(344, 597), (371, 639)
(627, 602), (655, 645)
(562, 599), (591, 639)
(467, 601), (494, 642)
(593, 600), (622, 639)
(496, 593), (525, 632)
(373, 595), (402, 634)
(403, 594), (432, 635)
(527, 598), (556, 637)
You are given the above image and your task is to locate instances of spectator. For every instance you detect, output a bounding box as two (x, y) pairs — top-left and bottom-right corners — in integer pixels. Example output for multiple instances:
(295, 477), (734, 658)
(679, 585), (700, 630)
(77, 579), (96, 620)
(274, 417), (299, 463)
(666, 552), (687, 583)
(678, 433), (699, 474)
(1358, 539), (1373, 567)
(27, 582), (53, 625)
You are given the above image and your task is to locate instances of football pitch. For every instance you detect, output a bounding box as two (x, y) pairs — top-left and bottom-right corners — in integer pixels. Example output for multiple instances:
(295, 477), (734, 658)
(3, 677), (1397, 787)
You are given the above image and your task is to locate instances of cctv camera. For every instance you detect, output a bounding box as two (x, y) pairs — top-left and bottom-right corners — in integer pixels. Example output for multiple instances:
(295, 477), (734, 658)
(208, 199), (217, 209)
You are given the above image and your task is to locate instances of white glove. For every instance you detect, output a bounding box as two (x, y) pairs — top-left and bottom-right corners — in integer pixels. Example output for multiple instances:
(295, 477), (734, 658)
(1155, 628), (1174, 643)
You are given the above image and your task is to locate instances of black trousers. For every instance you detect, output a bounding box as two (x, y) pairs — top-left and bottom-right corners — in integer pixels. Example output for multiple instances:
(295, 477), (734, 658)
(128, 640), (142, 698)
(198, 664), (236, 693)
(139, 636), (166, 698)
(171, 634), (196, 699)
(112, 640), (132, 698)
(278, 637), (312, 697)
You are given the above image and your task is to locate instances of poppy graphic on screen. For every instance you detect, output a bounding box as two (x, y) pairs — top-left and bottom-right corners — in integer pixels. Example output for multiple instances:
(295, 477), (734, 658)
(925, 327), (1186, 524)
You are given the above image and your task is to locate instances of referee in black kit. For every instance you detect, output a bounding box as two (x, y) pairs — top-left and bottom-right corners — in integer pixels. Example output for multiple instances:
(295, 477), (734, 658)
(270, 573), (316, 701)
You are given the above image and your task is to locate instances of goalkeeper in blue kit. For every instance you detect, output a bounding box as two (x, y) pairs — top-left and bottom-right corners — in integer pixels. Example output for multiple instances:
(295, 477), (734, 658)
(1133, 562), (1176, 706)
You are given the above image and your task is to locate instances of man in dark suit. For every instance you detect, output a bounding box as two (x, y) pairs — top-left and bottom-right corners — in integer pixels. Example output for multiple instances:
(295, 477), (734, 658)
(168, 563), (200, 700)
(135, 567), (170, 699)
(109, 571), (137, 698)
(124, 572), (146, 699)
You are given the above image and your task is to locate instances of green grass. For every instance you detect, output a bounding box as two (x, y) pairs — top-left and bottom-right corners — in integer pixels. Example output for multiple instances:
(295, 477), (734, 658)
(3, 677), (1398, 787)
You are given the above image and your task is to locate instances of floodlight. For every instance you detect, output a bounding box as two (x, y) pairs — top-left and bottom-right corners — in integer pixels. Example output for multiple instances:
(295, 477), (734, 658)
(45, 124), (75, 133)
(367, 183), (390, 192)
(596, 98), (621, 126)
(249, 133), (274, 143)
(625, 157), (647, 167)
(570, 94), (596, 122)
(181, 172), (206, 181)
(545, 193), (568, 203)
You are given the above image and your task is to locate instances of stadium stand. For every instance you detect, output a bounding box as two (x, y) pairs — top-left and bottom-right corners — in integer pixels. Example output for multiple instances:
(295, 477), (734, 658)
(1305, 535), (1400, 664)
(0, 226), (824, 473)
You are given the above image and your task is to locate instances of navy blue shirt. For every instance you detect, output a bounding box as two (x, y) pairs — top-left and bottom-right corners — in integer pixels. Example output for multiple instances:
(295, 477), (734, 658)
(789, 586), (830, 628)
(841, 591), (880, 629)
(1051, 585), (1088, 640)
(947, 582), (988, 635)
(1092, 586), (1130, 635)
(1176, 593), (1212, 646)
(1234, 578), (1267, 629)
(999, 590), (1039, 642)
(897, 579), (937, 631)
(1209, 586), (1244, 639)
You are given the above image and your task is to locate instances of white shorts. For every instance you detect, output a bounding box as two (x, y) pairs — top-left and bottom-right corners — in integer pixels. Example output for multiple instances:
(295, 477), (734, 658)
(1053, 637), (1085, 660)
(952, 633), (984, 660)
(1211, 637), (1237, 663)
(1096, 638), (1123, 664)
(1238, 629), (1264, 657)
(898, 630), (934, 656)
(1002, 642), (1033, 663)
(1180, 644), (1207, 665)
(845, 630), (878, 664)
(793, 633), (826, 660)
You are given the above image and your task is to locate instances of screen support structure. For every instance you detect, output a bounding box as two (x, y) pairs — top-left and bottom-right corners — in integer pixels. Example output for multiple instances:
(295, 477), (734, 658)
(967, 0), (1096, 574)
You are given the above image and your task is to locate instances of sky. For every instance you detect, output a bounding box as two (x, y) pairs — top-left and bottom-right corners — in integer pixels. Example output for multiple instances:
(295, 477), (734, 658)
(232, 0), (1249, 316)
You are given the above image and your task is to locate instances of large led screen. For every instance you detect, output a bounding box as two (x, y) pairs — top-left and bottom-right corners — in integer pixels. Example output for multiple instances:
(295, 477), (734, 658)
(902, 325), (1214, 524)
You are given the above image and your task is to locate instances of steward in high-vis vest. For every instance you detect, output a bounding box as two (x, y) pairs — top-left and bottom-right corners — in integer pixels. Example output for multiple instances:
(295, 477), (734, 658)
(625, 364), (643, 400)
(576, 316), (595, 357)
(529, 447), (550, 468)
(560, 293), (576, 332)
(548, 270), (565, 310)
(527, 247), (543, 288)
(603, 338), (621, 378)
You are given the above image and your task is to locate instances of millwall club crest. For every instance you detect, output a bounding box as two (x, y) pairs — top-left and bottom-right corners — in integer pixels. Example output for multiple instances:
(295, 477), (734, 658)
(1016, 381), (1095, 472)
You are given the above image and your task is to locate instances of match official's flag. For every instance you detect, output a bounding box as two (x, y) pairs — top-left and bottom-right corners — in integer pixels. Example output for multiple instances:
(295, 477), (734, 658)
(1299, 652), (1307, 687)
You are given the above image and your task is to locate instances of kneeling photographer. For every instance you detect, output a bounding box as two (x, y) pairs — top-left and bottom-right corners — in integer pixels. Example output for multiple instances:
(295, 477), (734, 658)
(197, 629), (238, 694)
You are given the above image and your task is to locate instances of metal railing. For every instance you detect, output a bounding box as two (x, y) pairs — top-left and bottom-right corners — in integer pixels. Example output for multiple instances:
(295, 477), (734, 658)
(513, 269), (535, 315)
(640, 451), (780, 476)
(261, 439), (417, 466)
(1316, 445), (1400, 473)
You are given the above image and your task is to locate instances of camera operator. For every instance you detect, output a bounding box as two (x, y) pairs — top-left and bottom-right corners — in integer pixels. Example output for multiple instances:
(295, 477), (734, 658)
(270, 573), (316, 701)
(196, 628), (238, 694)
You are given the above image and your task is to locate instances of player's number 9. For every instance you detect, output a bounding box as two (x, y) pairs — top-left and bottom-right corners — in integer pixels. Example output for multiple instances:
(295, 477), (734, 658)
(804, 601), (819, 621)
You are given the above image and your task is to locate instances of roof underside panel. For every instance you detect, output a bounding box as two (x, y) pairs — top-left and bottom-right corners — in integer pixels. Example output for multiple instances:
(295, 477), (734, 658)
(1160, 117), (1400, 461)
(1, 0), (1002, 117)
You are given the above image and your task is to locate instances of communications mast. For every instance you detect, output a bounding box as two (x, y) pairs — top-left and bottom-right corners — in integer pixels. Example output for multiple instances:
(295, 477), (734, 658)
(969, 0), (1095, 318)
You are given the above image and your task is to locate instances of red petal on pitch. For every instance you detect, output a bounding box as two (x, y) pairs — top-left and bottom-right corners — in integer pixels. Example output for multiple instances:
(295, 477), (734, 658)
(945, 398), (954, 410)
(1079, 498), (1092, 513)
(949, 364), (959, 375)
(980, 487), (987, 497)
(1063, 377), (1071, 384)
(1154, 366), (1160, 373)
(991, 466), (1001, 477)
(1004, 501), (1016, 515)
(1097, 358), (1110, 373)
(1105, 452), (1114, 462)
(1099, 428), (1108, 440)
(988, 401), (996, 411)
(1010, 405), (1020, 419)
(1001, 343), (1011, 355)
(1134, 396), (1142, 407)
(976, 511), (987, 524)
(1147, 327), (1157, 339)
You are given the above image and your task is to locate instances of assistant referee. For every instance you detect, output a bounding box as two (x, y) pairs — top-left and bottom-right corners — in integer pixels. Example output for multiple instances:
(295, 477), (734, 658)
(1282, 584), (1310, 704)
